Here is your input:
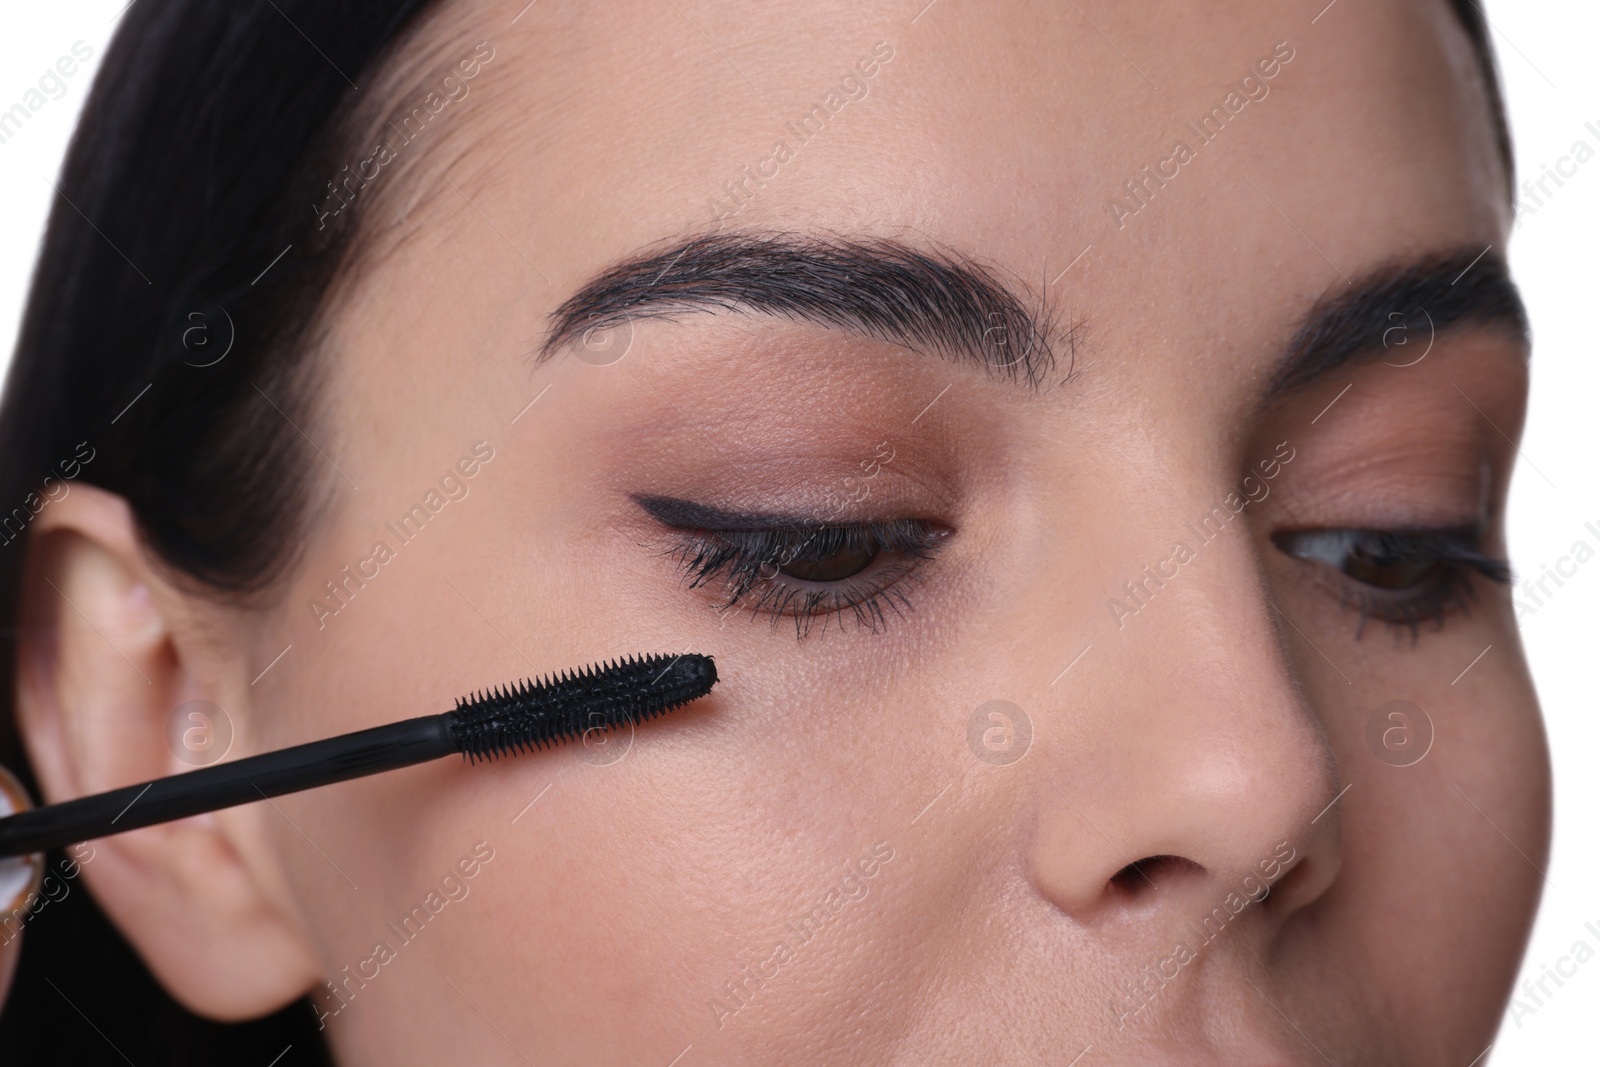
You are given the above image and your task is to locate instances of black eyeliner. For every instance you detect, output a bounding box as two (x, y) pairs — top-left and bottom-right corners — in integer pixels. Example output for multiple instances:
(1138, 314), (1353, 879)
(632, 493), (825, 531)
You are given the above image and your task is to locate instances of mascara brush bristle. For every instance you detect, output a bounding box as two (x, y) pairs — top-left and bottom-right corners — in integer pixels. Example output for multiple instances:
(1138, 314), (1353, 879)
(447, 652), (718, 762)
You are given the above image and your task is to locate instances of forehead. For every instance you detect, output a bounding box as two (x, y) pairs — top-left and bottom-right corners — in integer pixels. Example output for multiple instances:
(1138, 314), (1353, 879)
(336, 0), (1506, 417)
(460, 0), (1502, 238)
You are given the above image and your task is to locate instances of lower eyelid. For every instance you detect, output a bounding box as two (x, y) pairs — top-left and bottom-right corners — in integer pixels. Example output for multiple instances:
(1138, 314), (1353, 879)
(1344, 569), (1484, 641)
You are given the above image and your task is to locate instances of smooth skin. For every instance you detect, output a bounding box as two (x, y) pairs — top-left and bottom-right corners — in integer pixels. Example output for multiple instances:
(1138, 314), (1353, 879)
(14, 0), (1548, 1063)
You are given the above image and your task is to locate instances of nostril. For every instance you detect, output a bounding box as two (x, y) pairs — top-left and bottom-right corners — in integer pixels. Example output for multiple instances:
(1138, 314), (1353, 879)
(1257, 851), (1308, 909)
(1109, 854), (1205, 897)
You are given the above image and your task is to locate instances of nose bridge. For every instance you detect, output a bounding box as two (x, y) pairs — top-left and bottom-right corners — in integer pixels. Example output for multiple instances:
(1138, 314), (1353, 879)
(1117, 559), (1328, 828)
(1021, 482), (1339, 921)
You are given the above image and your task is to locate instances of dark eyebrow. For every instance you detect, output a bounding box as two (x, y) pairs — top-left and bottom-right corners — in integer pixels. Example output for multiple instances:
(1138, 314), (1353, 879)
(1261, 248), (1529, 413)
(537, 231), (1071, 390)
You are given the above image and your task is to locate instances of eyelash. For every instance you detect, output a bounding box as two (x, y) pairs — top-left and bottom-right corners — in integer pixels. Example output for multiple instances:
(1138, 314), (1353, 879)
(655, 513), (1509, 645)
(661, 518), (950, 638)
(1271, 526), (1512, 642)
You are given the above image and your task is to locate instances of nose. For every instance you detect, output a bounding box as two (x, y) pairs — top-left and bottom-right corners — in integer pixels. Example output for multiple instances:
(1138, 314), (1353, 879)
(1025, 519), (1341, 928)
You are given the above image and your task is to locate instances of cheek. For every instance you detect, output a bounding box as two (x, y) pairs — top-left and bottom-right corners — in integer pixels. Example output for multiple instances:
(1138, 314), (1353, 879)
(298, 658), (965, 1060)
(1297, 624), (1548, 1025)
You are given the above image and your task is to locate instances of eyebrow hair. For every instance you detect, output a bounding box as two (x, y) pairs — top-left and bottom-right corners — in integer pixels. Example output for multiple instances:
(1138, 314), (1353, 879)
(1261, 248), (1529, 412)
(542, 233), (1527, 415)
(538, 231), (1071, 390)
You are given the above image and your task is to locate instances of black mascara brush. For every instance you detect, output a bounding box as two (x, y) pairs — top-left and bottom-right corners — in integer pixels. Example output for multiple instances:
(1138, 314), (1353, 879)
(0, 652), (716, 859)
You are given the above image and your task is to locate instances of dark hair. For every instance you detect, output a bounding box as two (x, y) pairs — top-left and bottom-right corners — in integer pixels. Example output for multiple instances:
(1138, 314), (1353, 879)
(1449, 0), (1514, 193)
(0, 0), (1513, 1062)
(0, 2), (439, 1061)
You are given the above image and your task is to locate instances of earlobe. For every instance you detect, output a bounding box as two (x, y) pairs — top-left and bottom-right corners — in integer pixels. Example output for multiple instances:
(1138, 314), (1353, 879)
(13, 484), (322, 1020)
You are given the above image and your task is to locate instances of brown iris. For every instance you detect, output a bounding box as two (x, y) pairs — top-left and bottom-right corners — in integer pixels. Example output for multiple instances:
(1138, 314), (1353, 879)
(777, 541), (878, 582)
(1343, 541), (1439, 589)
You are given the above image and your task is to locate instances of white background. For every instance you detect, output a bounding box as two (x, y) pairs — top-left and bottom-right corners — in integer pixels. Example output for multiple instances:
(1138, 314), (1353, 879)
(0, 2), (1594, 1062)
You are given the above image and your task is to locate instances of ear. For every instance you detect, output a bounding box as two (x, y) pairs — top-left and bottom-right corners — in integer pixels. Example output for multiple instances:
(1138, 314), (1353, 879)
(13, 484), (321, 1019)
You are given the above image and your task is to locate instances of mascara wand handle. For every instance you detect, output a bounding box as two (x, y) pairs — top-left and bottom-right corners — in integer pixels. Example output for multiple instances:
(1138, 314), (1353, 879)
(0, 714), (457, 859)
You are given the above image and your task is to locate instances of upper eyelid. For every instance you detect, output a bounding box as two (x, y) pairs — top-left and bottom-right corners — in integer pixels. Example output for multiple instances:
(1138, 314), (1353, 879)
(1273, 525), (1484, 553)
(633, 493), (844, 531)
(632, 493), (919, 533)
(1271, 526), (1511, 580)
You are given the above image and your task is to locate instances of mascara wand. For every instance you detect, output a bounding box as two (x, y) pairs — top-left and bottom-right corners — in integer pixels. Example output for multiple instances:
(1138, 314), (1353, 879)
(0, 652), (717, 859)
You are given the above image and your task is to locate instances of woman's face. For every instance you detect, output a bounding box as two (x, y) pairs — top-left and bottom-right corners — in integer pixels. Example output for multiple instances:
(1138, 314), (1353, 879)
(183, 0), (1548, 1061)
